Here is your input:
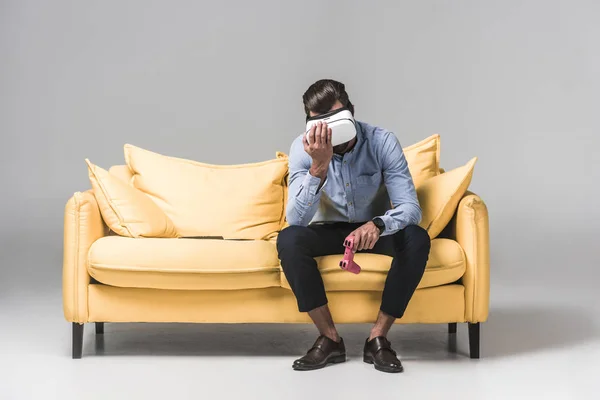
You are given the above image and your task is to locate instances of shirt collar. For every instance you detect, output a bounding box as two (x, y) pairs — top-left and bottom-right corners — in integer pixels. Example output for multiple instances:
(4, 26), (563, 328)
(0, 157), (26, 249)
(347, 119), (363, 154)
(354, 120), (363, 148)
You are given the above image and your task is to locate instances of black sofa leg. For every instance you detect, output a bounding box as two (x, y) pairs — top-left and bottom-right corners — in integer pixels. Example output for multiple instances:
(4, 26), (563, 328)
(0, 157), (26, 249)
(468, 322), (480, 359)
(72, 323), (83, 359)
(448, 323), (457, 334)
(95, 322), (104, 335)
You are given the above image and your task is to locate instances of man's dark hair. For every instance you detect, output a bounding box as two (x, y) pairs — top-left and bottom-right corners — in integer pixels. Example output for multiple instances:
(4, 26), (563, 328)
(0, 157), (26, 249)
(302, 79), (354, 120)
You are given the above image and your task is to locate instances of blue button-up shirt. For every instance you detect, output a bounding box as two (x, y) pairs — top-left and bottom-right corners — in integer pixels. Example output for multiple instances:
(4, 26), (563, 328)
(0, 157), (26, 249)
(286, 120), (422, 236)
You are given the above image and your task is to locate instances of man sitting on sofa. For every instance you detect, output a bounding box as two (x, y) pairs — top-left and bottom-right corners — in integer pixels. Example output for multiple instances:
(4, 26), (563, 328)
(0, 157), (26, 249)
(277, 79), (431, 373)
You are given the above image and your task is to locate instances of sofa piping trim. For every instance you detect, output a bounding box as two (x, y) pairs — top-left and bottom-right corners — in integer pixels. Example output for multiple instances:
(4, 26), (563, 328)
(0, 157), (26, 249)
(72, 192), (81, 322)
(316, 259), (465, 274)
(125, 144), (290, 170)
(87, 262), (282, 275)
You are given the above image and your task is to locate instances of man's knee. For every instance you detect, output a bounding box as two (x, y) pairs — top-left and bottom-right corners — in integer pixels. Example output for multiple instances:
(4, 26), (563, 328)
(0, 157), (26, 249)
(406, 224), (431, 250)
(392, 224), (431, 254)
(276, 225), (310, 255)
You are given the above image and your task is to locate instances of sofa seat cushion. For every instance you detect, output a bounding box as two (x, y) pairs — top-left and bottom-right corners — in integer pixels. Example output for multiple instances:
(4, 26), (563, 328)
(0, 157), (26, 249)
(281, 238), (465, 291)
(88, 237), (281, 290)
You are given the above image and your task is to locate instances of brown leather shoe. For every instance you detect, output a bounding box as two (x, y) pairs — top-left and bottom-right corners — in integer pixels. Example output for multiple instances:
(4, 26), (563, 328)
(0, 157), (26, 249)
(363, 336), (403, 373)
(292, 335), (346, 371)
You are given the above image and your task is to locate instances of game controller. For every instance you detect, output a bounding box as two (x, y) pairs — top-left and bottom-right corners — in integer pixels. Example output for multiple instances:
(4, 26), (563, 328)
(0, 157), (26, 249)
(339, 236), (361, 274)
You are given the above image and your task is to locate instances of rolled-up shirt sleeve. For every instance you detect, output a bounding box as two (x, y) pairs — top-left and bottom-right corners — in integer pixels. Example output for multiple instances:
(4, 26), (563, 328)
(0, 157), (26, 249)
(377, 132), (422, 236)
(286, 136), (326, 226)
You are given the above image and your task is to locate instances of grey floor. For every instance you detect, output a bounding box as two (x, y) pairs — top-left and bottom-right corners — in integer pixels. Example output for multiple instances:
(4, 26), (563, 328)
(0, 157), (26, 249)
(2, 275), (599, 400)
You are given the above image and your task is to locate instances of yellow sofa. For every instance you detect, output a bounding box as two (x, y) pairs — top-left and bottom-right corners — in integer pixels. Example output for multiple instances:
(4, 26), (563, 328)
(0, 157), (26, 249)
(63, 164), (490, 359)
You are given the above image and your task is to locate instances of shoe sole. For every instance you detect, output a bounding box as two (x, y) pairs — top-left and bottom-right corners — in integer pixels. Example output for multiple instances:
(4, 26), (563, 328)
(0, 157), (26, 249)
(292, 354), (347, 371)
(363, 354), (404, 373)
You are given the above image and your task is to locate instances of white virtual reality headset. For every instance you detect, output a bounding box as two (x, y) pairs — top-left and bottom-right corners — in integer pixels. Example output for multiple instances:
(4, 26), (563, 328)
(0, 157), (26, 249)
(305, 107), (356, 147)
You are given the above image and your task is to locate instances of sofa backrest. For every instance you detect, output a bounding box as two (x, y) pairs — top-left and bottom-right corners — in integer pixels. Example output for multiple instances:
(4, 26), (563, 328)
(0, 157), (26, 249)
(105, 163), (455, 239)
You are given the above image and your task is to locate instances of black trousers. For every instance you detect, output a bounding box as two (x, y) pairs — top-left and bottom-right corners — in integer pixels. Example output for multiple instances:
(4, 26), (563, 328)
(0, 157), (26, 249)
(276, 222), (431, 319)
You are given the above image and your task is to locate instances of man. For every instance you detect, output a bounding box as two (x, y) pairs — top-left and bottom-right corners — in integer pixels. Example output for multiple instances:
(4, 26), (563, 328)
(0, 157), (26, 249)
(276, 79), (431, 373)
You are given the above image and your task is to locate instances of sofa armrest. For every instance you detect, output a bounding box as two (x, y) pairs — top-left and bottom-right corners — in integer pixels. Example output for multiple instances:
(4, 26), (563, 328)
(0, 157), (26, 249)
(446, 191), (490, 322)
(63, 190), (107, 323)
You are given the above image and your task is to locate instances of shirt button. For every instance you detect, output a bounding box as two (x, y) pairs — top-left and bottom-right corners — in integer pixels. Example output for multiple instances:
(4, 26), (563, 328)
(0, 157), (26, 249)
(344, 161), (347, 164)
(346, 183), (349, 187)
(349, 202), (353, 206)
(308, 202), (312, 206)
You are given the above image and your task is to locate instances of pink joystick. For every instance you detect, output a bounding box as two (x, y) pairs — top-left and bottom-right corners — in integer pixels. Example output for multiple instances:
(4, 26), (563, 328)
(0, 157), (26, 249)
(339, 236), (361, 274)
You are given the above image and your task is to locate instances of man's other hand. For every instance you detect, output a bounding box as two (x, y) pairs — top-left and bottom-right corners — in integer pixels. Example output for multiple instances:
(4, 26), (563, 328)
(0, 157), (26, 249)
(348, 221), (380, 252)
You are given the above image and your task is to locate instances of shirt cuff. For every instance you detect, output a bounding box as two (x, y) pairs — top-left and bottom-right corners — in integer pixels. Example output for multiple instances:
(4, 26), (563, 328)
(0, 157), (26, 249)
(378, 214), (396, 236)
(318, 176), (327, 193)
(304, 172), (326, 196)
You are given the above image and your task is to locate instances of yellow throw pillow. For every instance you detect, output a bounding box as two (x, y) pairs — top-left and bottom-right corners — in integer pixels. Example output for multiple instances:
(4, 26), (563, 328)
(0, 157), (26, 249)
(108, 165), (134, 183)
(417, 157), (477, 239)
(85, 159), (179, 238)
(124, 145), (289, 240)
(403, 134), (440, 188)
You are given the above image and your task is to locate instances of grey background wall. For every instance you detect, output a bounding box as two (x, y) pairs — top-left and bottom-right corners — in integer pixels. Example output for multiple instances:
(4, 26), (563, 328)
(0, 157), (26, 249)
(1, 0), (599, 296)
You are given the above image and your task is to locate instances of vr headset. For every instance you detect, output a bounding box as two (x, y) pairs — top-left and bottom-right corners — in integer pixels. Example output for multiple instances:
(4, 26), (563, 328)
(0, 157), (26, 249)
(305, 107), (356, 147)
